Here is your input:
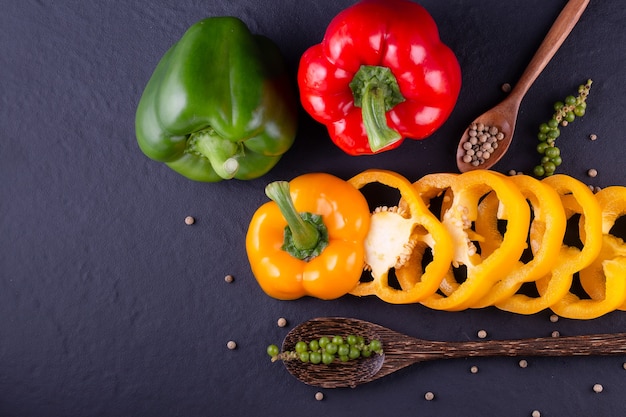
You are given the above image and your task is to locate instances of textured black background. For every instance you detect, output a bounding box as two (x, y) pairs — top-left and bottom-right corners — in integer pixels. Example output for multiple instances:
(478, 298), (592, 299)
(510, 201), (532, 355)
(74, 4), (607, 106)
(2, 1), (626, 416)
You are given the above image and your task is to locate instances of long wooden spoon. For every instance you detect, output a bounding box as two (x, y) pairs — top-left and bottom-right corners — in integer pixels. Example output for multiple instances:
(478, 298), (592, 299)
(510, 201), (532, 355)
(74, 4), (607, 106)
(281, 317), (626, 388)
(456, 0), (589, 173)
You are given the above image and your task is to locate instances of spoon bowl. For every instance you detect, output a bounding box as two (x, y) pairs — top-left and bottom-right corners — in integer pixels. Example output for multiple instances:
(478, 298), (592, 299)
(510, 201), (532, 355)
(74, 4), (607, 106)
(456, 0), (589, 173)
(282, 317), (385, 388)
(456, 98), (517, 172)
(281, 317), (626, 388)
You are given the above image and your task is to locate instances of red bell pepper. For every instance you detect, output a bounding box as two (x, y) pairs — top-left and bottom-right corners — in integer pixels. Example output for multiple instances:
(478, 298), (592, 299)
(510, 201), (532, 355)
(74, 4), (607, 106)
(297, 0), (462, 155)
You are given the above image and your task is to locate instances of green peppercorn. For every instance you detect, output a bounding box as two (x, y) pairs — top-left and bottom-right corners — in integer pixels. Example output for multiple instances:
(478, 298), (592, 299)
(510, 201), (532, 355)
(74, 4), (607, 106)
(533, 79), (592, 177)
(574, 105), (586, 117)
(544, 161), (556, 174)
(545, 146), (560, 158)
(533, 165), (546, 177)
(537, 142), (549, 154)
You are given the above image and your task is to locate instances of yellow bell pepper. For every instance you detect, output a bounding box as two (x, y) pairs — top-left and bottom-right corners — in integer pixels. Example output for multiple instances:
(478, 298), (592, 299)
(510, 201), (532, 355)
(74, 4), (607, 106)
(413, 170), (530, 311)
(472, 175), (566, 308)
(245, 173), (370, 300)
(498, 174), (603, 315)
(348, 169), (454, 304)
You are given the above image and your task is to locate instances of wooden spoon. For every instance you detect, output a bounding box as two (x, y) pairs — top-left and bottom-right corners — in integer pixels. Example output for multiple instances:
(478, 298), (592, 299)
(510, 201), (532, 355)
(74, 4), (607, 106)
(456, 0), (589, 173)
(281, 317), (626, 388)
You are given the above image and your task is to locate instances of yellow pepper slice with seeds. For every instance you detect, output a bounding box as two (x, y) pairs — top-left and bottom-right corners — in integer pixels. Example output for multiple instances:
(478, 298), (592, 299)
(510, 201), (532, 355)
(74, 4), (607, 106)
(413, 170), (530, 311)
(348, 169), (454, 304)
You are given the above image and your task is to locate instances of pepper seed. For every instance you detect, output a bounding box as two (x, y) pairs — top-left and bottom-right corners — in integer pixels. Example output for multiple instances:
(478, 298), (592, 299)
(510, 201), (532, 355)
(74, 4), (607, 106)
(470, 365), (479, 374)
(184, 216), (195, 225)
(531, 410), (541, 417)
(226, 340), (237, 350)
(587, 168), (598, 177)
(277, 317), (288, 327)
(315, 392), (324, 401)
(477, 329), (488, 339)
(593, 383), (604, 393)
(224, 274), (234, 283)
(424, 391), (435, 401)
(519, 359), (528, 368)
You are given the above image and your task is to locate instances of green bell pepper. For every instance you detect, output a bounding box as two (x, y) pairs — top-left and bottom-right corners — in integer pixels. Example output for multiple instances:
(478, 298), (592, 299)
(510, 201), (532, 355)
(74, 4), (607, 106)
(135, 17), (298, 182)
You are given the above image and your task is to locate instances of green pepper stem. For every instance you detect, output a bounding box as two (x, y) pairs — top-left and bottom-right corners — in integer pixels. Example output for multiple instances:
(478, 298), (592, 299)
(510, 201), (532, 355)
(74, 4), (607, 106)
(187, 128), (241, 179)
(350, 65), (405, 152)
(265, 181), (329, 260)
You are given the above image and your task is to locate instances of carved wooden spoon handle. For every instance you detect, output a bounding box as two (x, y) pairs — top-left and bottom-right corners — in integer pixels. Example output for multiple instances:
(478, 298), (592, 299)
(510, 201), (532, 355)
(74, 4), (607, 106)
(512, 0), (590, 100)
(392, 333), (626, 362)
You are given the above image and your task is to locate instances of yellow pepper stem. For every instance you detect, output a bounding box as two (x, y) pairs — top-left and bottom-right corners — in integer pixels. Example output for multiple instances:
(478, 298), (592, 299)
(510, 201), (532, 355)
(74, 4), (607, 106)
(265, 181), (329, 260)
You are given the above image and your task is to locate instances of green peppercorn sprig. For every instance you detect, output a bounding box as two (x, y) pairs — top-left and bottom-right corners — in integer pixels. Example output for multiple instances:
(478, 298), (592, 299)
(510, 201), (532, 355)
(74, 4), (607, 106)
(533, 79), (592, 177)
(267, 335), (383, 365)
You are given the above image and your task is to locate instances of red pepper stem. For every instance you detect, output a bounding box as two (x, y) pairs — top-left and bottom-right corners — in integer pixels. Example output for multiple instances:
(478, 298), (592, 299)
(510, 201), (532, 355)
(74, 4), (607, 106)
(188, 128), (240, 179)
(350, 65), (405, 152)
(265, 181), (329, 259)
(361, 85), (402, 152)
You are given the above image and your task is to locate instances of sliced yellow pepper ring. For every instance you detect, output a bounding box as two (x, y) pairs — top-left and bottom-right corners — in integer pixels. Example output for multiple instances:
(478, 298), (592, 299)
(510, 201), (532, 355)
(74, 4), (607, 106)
(471, 175), (566, 308)
(577, 186), (626, 313)
(580, 236), (626, 306)
(413, 170), (530, 311)
(348, 169), (454, 304)
(498, 174), (603, 315)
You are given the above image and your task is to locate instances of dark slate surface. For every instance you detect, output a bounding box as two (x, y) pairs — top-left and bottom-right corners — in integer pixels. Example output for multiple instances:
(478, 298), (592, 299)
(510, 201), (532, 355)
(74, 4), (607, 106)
(2, 1), (626, 416)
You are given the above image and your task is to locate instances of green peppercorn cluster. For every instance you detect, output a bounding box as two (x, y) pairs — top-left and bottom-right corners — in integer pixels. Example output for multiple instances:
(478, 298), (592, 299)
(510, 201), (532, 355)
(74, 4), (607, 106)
(267, 335), (383, 365)
(534, 79), (592, 177)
